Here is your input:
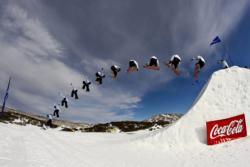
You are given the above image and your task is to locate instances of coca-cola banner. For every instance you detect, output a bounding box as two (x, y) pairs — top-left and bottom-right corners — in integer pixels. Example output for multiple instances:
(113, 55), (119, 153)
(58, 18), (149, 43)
(206, 114), (247, 145)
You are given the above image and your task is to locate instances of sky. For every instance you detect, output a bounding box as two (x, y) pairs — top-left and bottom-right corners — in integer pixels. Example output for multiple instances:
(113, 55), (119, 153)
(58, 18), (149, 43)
(0, 0), (250, 123)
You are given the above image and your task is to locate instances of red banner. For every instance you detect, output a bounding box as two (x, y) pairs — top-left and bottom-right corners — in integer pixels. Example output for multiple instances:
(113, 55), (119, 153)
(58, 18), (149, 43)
(206, 114), (247, 145)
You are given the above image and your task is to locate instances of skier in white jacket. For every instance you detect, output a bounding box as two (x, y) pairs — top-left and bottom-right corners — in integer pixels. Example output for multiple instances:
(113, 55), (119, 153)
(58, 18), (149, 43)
(53, 104), (60, 118)
(192, 55), (206, 80)
(219, 59), (229, 69)
(46, 114), (53, 128)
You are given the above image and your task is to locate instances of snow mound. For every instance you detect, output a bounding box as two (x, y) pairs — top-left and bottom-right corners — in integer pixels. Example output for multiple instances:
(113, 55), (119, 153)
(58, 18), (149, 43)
(140, 66), (250, 147)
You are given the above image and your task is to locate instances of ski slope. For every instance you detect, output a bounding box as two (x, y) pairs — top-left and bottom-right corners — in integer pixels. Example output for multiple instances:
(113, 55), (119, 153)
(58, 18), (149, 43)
(138, 66), (250, 147)
(1, 66), (250, 167)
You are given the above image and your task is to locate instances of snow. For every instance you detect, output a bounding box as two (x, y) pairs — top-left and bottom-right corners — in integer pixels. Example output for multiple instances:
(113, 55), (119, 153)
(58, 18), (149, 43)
(1, 66), (250, 167)
(138, 66), (250, 148)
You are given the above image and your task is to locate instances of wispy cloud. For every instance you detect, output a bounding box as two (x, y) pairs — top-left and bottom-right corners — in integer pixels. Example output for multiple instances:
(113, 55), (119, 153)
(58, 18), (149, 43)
(0, 2), (139, 123)
(0, 0), (249, 122)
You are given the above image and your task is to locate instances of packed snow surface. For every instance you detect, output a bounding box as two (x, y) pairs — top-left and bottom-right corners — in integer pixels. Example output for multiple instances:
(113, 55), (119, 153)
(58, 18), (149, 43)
(139, 66), (250, 147)
(1, 66), (250, 167)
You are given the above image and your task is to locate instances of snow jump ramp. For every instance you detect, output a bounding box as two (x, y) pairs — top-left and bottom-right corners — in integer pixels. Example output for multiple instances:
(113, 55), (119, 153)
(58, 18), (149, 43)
(139, 66), (250, 147)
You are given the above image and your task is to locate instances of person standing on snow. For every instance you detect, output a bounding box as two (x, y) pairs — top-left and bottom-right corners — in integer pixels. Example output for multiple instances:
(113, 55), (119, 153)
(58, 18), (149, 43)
(218, 59), (229, 69)
(46, 114), (53, 128)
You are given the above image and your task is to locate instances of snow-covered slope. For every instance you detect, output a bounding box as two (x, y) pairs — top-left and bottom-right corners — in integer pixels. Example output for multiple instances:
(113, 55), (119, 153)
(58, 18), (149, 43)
(144, 113), (182, 123)
(139, 66), (250, 147)
(1, 67), (250, 167)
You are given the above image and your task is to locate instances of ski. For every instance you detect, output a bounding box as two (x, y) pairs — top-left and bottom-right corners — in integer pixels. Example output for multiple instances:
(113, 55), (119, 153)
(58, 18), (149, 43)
(165, 63), (181, 76)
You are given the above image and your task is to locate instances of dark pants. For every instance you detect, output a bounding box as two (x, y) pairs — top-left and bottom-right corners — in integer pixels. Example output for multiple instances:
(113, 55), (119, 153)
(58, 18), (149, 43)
(82, 81), (90, 92)
(149, 58), (158, 66)
(129, 61), (138, 69)
(53, 109), (59, 118)
(46, 119), (52, 127)
(111, 66), (120, 78)
(169, 57), (181, 69)
(113, 71), (118, 78)
(71, 90), (79, 99)
(196, 60), (205, 69)
(96, 72), (105, 84)
(96, 77), (103, 84)
(61, 99), (68, 108)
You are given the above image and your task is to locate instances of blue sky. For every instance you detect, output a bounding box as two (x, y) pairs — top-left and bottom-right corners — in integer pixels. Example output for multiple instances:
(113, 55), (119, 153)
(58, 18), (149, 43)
(0, 0), (250, 123)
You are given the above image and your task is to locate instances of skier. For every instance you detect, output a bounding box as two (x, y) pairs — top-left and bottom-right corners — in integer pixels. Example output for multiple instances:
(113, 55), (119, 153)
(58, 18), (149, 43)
(61, 95), (68, 108)
(165, 55), (182, 75)
(95, 69), (105, 85)
(53, 104), (60, 118)
(218, 59), (229, 69)
(82, 80), (91, 92)
(70, 84), (79, 99)
(144, 56), (160, 70)
(111, 65), (121, 79)
(127, 60), (139, 73)
(192, 55), (206, 80)
(46, 114), (53, 128)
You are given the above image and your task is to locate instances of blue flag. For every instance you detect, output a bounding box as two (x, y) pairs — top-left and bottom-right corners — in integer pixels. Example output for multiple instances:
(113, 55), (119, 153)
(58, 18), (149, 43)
(2, 77), (11, 112)
(210, 36), (221, 46)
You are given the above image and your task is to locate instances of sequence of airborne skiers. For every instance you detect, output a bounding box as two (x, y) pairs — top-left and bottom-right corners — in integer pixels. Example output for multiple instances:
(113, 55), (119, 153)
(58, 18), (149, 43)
(45, 55), (229, 127)
(44, 36), (231, 127)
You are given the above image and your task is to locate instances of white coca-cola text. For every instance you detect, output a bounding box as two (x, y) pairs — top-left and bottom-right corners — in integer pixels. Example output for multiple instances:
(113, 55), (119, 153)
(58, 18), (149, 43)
(210, 119), (244, 139)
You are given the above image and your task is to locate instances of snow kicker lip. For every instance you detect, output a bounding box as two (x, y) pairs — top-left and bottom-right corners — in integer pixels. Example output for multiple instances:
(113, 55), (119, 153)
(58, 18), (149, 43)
(138, 66), (250, 147)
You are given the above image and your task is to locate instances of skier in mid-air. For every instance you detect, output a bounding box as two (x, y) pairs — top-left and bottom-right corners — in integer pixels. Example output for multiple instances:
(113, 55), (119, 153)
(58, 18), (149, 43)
(53, 104), (60, 118)
(111, 65), (121, 79)
(165, 54), (182, 75)
(144, 56), (160, 70)
(127, 60), (139, 73)
(61, 94), (68, 108)
(82, 80), (91, 92)
(95, 69), (105, 85)
(70, 84), (79, 99)
(192, 55), (206, 80)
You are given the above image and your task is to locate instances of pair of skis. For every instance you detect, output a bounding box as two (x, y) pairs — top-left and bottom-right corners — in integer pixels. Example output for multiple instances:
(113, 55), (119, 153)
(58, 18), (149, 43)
(165, 63), (202, 84)
(165, 63), (181, 76)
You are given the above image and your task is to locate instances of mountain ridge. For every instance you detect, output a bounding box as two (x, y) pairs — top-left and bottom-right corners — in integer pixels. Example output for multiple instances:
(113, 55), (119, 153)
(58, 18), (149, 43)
(0, 107), (181, 132)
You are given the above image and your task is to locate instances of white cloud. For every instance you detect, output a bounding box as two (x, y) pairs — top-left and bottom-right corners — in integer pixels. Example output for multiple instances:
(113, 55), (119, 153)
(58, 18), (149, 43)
(157, 0), (249, 60)
(0, 0), (249, 123)
(0, 2), (139, 123)
(2, 4), (63, 58)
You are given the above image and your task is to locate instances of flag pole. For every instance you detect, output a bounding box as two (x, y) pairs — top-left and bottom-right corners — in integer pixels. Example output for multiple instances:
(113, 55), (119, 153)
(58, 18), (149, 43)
(2, 77), (11, 113)
(222, 43), (234, 66)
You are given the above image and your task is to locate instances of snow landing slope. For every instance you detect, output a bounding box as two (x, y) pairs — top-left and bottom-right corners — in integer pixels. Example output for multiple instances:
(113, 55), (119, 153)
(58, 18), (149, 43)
(139, 66), (250, 147)
(1, 66), (250, 167)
